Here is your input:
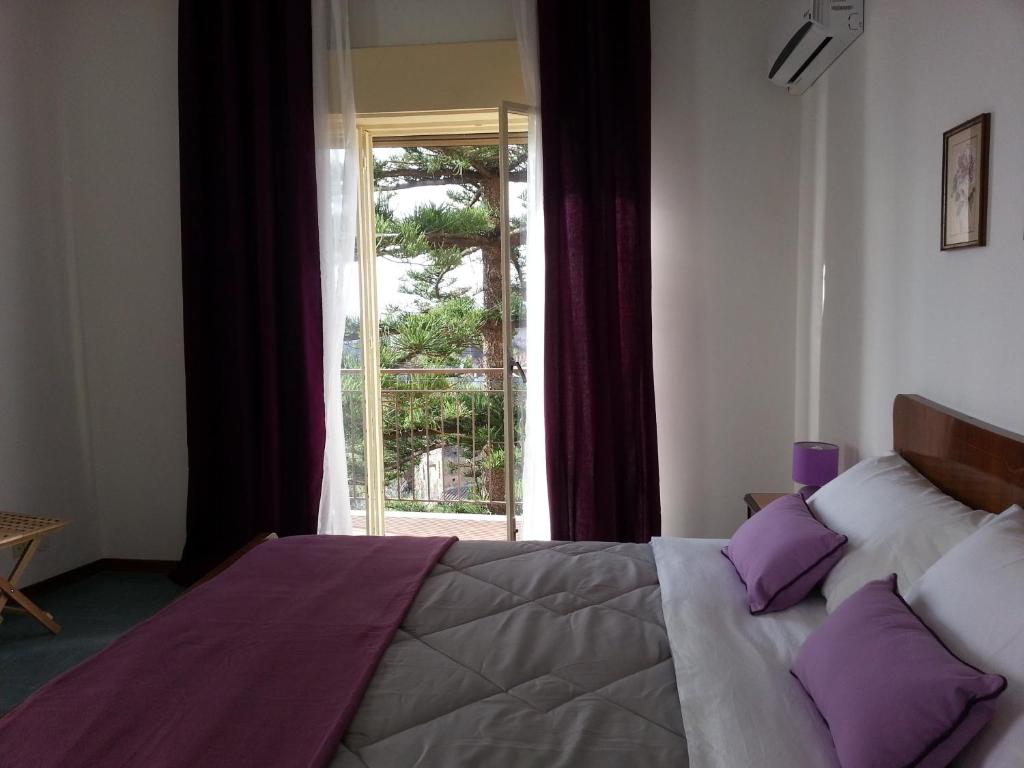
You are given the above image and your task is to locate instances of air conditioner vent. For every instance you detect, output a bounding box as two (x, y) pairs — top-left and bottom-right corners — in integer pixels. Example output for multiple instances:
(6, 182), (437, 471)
(788, 37), (832, 84)
(769, 21), (813, 80)
(768, 0), (864, 95)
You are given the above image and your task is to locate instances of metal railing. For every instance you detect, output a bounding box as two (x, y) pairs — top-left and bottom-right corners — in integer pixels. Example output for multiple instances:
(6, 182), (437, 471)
(341, 368), (524, 517)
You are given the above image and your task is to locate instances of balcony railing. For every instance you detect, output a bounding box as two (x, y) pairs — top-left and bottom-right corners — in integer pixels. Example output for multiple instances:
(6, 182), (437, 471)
(341, 368), (524, 517)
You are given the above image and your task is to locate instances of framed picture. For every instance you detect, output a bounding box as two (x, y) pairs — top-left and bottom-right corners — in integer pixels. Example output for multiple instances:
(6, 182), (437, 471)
(941, 112), (990, 250)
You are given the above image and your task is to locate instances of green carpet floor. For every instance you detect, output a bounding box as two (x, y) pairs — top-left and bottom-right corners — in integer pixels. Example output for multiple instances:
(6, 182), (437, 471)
(0, 571), (183, 712)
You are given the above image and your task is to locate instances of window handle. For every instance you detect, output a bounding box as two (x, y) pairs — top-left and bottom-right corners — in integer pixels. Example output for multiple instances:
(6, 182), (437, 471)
(510, 360), (527, 383)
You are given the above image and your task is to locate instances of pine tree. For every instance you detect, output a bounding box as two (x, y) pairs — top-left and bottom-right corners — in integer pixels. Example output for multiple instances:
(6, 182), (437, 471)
(354, 144), (527, 515)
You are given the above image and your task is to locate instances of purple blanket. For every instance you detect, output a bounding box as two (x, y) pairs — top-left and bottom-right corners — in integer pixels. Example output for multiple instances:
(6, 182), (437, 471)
(0, 535), (455, 767)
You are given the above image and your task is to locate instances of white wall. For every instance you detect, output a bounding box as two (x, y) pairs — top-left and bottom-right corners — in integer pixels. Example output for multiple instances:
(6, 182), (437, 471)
(651, 0), (802, 537)
(0, 2), (101, 581)
(798, 0), (1024, 466)
(0, 0), (185, 580)
(56, 0), (187, 561)
(348, 0), (514, 48)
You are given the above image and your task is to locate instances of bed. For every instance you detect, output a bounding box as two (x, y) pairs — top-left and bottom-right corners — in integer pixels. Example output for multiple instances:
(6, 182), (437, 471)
(333, 394), (1024, 767)
(3, 394), (1023, 767)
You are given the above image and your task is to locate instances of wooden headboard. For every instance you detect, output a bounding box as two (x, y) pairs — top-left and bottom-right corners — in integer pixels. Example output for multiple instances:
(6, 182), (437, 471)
(894, 394), (1024, 514)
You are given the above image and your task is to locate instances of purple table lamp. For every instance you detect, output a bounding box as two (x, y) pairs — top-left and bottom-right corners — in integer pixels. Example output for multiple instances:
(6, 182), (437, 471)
(793, 441), (839, 499)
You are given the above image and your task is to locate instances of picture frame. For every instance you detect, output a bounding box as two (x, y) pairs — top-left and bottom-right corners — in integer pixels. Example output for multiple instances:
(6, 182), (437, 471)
(941, 112), (990, 250)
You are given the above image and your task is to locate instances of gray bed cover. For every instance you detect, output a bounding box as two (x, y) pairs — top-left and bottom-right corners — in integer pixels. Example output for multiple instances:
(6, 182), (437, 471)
(332, 540), (688, 767)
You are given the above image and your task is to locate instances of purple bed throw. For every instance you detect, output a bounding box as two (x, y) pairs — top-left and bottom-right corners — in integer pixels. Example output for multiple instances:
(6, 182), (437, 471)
(0, 535), (455, 767)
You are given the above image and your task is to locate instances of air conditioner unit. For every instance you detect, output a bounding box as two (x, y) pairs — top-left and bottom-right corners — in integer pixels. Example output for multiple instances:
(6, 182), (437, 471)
(769, 0), (863, 95)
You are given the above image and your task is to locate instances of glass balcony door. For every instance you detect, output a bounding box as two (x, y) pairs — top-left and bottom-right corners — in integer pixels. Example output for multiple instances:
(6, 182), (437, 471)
(348, 110), (530, 540)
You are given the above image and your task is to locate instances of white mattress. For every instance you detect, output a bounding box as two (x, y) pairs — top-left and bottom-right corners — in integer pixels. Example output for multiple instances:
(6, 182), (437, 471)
(652, 537), (840, 768)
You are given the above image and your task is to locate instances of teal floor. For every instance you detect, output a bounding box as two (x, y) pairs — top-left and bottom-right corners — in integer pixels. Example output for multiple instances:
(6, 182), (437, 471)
(0, 571), (183, 712)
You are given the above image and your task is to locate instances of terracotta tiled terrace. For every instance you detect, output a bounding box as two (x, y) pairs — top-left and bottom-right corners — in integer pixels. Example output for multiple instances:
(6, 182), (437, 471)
(351, 512), (518, 540)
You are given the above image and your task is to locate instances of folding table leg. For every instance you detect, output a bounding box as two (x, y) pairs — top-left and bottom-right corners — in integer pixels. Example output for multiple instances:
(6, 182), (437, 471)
(0, 538), (61, 634)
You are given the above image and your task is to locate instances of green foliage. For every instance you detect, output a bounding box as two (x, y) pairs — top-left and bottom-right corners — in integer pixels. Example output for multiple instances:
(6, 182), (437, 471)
(373, 145), (526, 194)
(345, 143), (529, 516)
(379, 297), (483, 368)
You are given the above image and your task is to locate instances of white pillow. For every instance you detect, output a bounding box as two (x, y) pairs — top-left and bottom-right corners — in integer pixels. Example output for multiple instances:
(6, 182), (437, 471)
(808, 453), (992, 612)
(906, 505), (1024, 768)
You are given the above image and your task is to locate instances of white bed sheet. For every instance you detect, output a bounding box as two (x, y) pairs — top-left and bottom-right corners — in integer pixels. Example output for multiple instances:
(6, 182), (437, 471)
(652, 536), (840, 768)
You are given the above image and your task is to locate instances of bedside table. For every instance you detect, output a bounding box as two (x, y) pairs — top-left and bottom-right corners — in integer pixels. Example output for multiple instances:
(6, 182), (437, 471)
(743, 492), (789, 519)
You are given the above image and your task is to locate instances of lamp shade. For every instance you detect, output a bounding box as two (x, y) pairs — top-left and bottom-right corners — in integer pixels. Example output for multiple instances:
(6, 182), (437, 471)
(792, 442), (839, 487)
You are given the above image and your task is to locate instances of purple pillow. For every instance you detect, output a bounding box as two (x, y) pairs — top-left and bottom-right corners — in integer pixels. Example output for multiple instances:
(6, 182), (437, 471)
(722, 493), (847, 614)
(792, 575), (1007, 768)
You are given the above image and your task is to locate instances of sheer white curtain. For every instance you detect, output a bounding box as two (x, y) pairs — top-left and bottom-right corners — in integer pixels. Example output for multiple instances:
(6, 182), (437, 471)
(312, 0), (358, 534)
(515, 0), (551, 541)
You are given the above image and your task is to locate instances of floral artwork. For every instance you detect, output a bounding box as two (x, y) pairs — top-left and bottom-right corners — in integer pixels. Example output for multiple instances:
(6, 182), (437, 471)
(942, 114), (990, 249)
(951, 143), (976, 224)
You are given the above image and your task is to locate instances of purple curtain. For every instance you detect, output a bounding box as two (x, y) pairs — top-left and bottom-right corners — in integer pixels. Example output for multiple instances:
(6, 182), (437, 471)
(538, 0), (661, 542)
(174, 1), (325, 583)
